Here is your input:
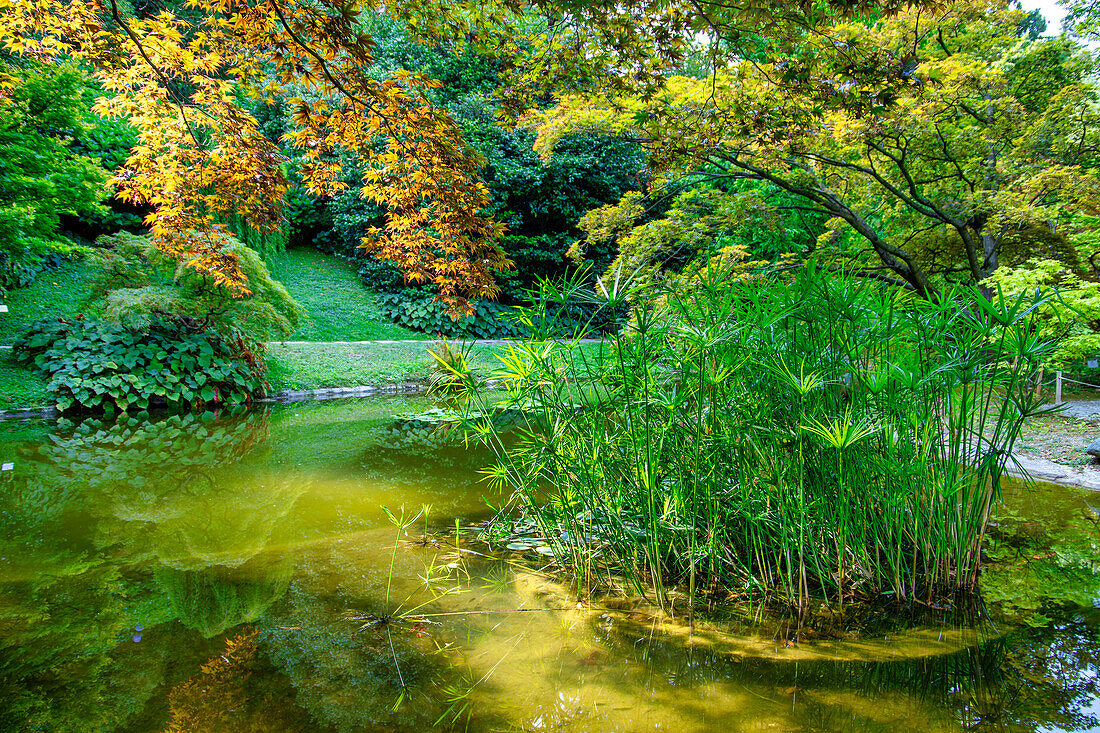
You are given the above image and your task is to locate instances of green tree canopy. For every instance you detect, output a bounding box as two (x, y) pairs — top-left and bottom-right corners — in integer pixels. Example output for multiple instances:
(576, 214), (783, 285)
(0, 61), (107, 290)
(529, 0), (1100, 297)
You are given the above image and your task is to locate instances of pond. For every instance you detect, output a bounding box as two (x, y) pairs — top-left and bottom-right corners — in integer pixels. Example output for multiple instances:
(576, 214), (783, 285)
(1, 396), (1098, 732)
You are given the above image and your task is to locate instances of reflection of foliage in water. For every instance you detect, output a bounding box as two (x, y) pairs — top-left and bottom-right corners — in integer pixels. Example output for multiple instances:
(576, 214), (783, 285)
(161, 560), (291, 639)
(983, 481), (1100, 625)
(163, 628), (313, 733)
(262, 583), (457, 732)
(581, 610), (1100, 732)
(165, 629), (263, 733)
(340, 416), (501, 506)
(2, 402), (1100, 732)
(157, 554), (294, 638)
(0, 566), (177, 732)
(0, 408), (285, 732)
(26, 409), (305, 569)
(29, 409), (270, 485)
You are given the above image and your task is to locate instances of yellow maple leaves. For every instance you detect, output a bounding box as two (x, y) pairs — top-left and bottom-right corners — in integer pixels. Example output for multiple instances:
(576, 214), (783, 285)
(0, 0), (509, 309)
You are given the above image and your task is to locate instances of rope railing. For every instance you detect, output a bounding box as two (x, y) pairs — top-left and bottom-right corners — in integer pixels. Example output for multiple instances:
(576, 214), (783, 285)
(1051, 370), (1100, 405)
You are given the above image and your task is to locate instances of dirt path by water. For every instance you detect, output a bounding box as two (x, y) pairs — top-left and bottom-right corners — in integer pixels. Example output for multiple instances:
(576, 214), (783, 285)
(1015, 404), (1100, 491)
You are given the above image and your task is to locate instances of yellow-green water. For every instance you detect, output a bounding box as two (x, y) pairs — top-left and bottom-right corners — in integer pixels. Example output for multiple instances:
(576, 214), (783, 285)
(0, 397), (1097, 732)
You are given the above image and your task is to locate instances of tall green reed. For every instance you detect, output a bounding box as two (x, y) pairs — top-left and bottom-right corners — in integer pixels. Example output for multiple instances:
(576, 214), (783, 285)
(469, 261), (1056, 611)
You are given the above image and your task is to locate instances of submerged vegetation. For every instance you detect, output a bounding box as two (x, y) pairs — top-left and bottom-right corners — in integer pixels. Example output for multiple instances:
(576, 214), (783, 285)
(472, 263), (1055, 611)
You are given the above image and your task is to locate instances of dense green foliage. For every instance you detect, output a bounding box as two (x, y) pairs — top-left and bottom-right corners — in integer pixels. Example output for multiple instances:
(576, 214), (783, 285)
(270, 12), (644, 336)
(0, 61), (106, 291)
(14, 317), (268, 412)
(378, 292), (526, 339)
(88, 230), (304, 341)
(474, 264), (1053, 609)
(307, 121), (646, 304)
(379, 289), (623, 339)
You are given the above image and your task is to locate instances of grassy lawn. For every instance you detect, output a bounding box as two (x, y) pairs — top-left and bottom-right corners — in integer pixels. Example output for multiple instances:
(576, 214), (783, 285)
(268, 248), (428, 342)
(265, 340), (607, 392)
(265, 341), (507, 391)
(0, 352), (50, 410)
(0, 259), (95, 344)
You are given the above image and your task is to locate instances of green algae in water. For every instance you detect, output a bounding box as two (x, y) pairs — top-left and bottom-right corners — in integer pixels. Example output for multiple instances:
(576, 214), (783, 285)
(0, 398), (1097, 732)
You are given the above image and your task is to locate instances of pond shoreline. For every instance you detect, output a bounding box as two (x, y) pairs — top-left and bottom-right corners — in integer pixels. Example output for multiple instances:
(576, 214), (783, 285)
(6, 389), (1100, 495)
(1008, 453), (1100, 492)
(0, 380), (438, 421)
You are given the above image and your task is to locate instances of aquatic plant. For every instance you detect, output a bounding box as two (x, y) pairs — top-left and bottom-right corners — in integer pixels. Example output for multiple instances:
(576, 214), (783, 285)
(426, 338), (480, 398)
(472, 261), (1056, 611)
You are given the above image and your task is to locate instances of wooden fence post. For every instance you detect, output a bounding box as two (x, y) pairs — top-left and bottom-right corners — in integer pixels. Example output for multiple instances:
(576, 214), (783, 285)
(1056, 370), (1063, 406)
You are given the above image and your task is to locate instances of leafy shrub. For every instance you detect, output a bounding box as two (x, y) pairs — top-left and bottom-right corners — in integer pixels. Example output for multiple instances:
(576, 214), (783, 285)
(378, 293), (525, 339)
(14, 317), (268, 412)
(0, 61), (107, 292)
(88, 231), (305, 341)
(988, 258), (1100, 368)
(378, 291), (623, 339)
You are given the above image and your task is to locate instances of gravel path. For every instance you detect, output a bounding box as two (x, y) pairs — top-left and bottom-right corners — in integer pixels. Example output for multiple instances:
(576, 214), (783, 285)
(1044, 399), (1100, 419)
(1009, 453), (1100, 492)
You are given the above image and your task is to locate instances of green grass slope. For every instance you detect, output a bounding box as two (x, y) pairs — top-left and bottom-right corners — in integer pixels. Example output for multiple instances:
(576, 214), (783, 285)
(265, 341), (502, 391)
(268, 248), (428, 342)
(0, 259), (95, 344)
(0, 353), (49, 410)
(0, 259), (92, 410)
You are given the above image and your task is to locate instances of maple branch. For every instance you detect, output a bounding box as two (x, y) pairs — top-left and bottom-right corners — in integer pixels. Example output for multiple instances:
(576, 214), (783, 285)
(706, 153), (938, 298)
(864, 140), (964, 226)
(266, 0), (378, 114)
(107, 0), (204, 150)
(936, 28), (953, 56)
(840, 267), (915, 290)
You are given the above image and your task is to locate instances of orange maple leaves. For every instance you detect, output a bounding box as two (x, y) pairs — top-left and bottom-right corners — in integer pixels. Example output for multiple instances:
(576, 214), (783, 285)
(0, 0), (509, 310)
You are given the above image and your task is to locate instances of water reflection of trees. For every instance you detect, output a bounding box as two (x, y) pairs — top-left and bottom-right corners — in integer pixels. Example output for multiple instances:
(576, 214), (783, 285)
(354, 417), (498, 490)
(586, 611), (1100, 732)
(0, 404), (496, 732)
(158, 554), (294, 638)
(263, 583), (459, 732)
(4, 405), (1097, 732)
(0, 409), (297, 732)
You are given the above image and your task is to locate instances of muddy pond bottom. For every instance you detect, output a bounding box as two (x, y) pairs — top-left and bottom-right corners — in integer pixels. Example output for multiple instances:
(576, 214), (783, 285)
(0, 397), (1097, 732)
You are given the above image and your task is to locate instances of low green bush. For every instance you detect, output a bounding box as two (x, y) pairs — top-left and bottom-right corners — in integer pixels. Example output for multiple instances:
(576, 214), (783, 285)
(89, 230), (305, 341)
(378, 291), (623, 339)
(378, 293), (525, 339)
(14, 317), (268, 412)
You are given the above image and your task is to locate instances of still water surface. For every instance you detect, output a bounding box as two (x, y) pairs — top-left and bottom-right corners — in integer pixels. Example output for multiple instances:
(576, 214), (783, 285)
(0, 397), (1098, 732)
